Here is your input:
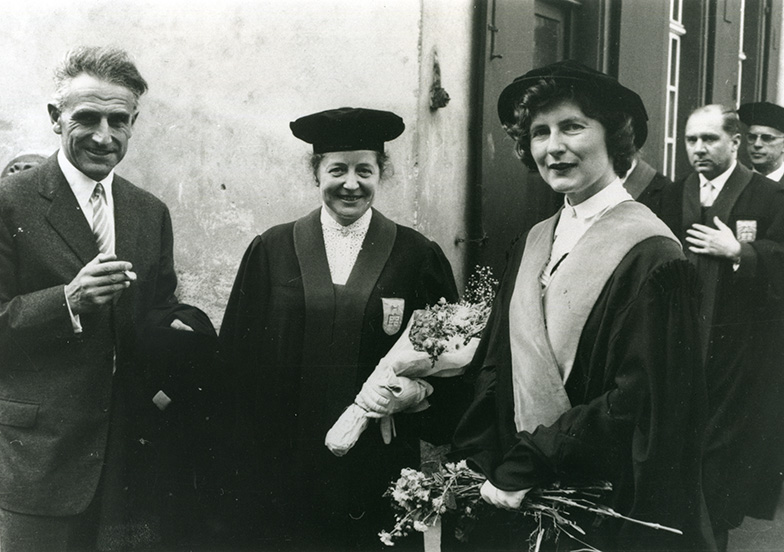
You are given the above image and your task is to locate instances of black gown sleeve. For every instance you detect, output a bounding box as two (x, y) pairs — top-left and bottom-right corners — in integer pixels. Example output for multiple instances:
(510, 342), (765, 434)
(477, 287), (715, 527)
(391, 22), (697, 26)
(454, 240), (711, 549)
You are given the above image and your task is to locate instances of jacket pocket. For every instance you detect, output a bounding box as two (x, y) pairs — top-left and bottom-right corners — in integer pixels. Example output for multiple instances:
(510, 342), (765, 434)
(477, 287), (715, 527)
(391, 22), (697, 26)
(0, 398), (39, 428)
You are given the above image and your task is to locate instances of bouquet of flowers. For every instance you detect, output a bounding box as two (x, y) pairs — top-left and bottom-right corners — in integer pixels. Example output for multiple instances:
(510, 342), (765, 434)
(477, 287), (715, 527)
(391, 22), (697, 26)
(380, 461), (682, 552)
(324, 267), (498, 457)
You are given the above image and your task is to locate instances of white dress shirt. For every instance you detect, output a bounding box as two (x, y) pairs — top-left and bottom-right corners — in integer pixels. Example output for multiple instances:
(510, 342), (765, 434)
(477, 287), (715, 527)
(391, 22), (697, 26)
(698, 160), (736, 207)
(320, 207), (372, 285)
(541, 179), (633, 287)
(58, 149), (117, 333)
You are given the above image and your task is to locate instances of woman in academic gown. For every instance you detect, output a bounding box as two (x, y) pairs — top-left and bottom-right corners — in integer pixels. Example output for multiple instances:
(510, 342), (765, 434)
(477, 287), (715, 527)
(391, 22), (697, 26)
(450, 61), (716, 551)
(219, 107), (461, 551)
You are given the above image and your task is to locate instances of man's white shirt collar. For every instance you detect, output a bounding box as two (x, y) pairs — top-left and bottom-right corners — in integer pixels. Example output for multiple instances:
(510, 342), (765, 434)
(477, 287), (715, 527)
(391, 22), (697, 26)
(762, 163), (784, 182)
(57, 149), (115, 217)
(698, 159), (737, 195)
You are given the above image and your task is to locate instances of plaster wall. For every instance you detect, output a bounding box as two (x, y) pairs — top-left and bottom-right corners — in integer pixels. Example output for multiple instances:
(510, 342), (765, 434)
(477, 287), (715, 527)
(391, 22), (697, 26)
(0, 0), (475, 327)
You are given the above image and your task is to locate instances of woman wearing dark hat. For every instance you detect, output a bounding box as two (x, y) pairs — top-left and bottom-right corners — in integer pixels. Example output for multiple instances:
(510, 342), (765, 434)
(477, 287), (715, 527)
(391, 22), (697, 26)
(219, 107), (461, 550)
(451, 61), (714, 551)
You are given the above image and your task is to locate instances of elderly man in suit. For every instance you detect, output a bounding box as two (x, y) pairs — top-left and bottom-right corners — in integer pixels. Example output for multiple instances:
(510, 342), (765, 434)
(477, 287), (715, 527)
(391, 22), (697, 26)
(654, 104), (784, 551)
(738, 101), (784, 182)
(0, 46), (205, 551)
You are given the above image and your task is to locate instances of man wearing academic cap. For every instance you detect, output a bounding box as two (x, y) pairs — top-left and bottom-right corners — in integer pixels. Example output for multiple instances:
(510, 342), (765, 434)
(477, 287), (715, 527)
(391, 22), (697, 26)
(738, 101), (784, 182)
(219, 107), (463, 551)
(654, 104), (784, 550)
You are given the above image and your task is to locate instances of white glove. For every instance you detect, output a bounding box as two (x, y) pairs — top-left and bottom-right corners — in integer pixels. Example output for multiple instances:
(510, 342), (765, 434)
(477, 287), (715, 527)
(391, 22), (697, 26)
(354, 370), (433, 418)
(479, 480), (530, 510)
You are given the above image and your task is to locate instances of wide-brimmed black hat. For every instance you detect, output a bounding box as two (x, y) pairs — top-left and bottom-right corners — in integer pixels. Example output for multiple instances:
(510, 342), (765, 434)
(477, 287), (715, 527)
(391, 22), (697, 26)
(738, 102), (784, 133)
(497, 59), (649, 148)
(290, 107), (405, 154)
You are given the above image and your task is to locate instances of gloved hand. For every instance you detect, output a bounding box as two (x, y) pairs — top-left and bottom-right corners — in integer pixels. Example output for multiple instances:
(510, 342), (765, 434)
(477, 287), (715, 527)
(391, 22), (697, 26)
(479, 479), (530, 510)
(354, 368), (433, 418)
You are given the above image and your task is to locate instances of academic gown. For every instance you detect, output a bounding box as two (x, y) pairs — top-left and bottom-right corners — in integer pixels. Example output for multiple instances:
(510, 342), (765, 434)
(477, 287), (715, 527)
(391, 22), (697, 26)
(219, 208), (460, 551)
(624, 158), (674, 209)
(656, 165), (784, 530)
(452, 206), (713, 551)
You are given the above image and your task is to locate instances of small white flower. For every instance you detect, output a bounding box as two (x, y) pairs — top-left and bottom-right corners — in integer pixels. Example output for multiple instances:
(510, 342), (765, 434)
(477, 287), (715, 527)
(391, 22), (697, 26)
(379, 531), (395, 546)
(413, 520), (429, 533)
(392, 489), (409, 507)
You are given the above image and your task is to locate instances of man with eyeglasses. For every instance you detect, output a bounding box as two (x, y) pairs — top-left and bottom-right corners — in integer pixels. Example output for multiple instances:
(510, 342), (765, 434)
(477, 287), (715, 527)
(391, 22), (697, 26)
(738, 101), (784, 182)
(653, 104), (784, 551)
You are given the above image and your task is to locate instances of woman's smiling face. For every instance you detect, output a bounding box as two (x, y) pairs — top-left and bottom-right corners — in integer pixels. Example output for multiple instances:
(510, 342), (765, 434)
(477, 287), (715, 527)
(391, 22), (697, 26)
(318, 150), (380, 226)
(529, 99), (616, 205)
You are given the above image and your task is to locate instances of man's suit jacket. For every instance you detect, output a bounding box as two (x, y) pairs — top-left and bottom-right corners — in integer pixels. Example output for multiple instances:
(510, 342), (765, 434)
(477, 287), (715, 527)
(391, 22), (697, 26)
(655, 162), (784, 525)
(0, 154), (178, 516)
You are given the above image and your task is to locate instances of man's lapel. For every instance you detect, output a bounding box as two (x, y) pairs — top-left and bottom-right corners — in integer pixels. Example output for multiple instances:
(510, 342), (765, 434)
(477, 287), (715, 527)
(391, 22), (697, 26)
(40, 155), (98, 265)
(112, 176), (139, 262)
(706, 162), (754, 222)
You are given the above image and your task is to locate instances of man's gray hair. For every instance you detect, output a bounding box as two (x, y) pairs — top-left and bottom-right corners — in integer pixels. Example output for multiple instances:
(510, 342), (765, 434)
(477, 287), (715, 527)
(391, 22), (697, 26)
(52, 46), (148, 110)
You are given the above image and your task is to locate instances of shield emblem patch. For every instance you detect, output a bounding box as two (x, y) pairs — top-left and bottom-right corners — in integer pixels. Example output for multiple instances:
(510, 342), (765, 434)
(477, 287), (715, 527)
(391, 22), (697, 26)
(382, 297), (405, 335)
(736, 220), (757, 243)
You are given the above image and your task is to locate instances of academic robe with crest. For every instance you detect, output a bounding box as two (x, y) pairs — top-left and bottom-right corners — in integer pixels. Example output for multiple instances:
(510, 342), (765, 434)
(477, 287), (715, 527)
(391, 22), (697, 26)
(451, 202), (714, 551)
(656, 164), (784, 530)
(219, 208), (460, 551)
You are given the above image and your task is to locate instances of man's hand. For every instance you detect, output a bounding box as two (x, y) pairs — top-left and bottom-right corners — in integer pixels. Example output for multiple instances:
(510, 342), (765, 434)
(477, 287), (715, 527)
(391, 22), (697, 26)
(65, 254), (136, 315)
(685, 216), (742, 260)
(480, 480), (530, 510)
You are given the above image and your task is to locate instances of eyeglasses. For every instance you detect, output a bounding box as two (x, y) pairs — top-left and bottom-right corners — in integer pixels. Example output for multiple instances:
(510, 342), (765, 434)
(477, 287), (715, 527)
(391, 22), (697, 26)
(746, 133), (784, 144)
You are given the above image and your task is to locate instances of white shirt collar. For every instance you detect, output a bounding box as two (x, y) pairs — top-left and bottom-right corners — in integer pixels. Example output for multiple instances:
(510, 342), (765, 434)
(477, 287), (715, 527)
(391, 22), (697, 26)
(762, 162), (784, 182)
(698, 160), (737, 195)
(562, 178), (632, 221)
(320, 206), (373, 234)
(57, 149), (115, 211)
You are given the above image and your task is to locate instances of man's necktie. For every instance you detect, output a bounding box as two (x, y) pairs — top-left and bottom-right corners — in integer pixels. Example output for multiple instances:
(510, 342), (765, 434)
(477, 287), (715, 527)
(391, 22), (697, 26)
(90, 183), (114, 255)
(701, 181), (716, 207)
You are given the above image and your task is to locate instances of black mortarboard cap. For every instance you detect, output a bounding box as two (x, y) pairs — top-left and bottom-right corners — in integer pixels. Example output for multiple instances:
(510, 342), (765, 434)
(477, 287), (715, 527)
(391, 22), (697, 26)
(290, 107), (405, 154)
(497, 59), (649, 149)
(738, 102), (784, 133)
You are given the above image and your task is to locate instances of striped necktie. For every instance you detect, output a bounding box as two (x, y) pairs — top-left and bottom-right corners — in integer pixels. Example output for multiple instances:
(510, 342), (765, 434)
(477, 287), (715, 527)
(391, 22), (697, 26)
(90, 183), (114, 255)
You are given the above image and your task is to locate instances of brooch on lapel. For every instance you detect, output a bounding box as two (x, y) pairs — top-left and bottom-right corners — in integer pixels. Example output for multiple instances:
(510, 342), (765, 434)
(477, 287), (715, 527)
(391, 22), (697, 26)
(382, 298), (405, 335)
(736, 220), (757, 243)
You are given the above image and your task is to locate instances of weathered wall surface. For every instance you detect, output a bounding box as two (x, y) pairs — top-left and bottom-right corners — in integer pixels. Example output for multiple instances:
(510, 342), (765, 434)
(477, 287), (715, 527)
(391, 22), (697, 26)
(0, 0), (475, 327)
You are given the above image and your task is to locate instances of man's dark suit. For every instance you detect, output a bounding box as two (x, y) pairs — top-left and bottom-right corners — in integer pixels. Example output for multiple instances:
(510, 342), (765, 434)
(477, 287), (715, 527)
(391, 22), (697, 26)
(655, 162), (784, 533)
(0, 153), (179, 518)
